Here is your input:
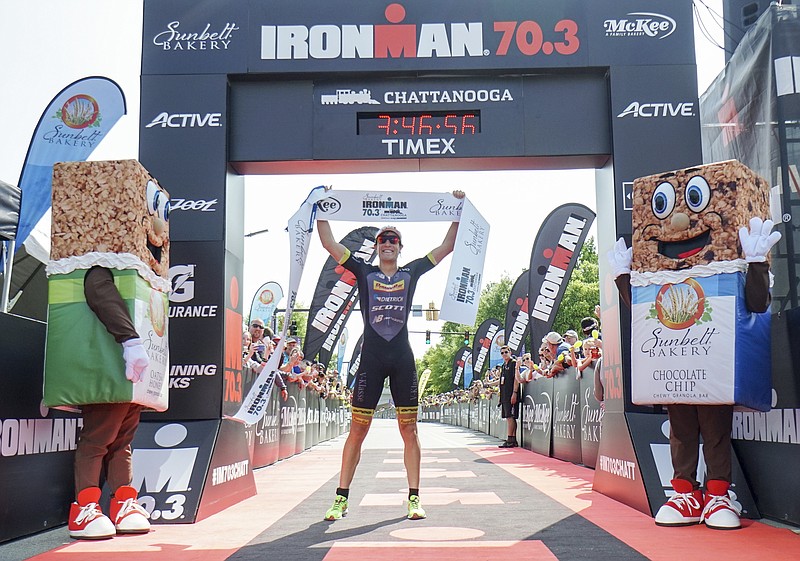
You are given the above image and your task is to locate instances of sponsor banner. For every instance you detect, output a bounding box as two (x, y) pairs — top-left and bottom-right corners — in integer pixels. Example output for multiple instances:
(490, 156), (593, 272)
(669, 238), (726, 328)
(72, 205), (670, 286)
(520, 376), (553, 457)
(504, 271), (530, 355)
(139, 74), (229, 242)
(294, 387), (308, 455)
(451, 345), (471, 389)
(440, 197), (489, 324)
(278, 383), (299, 460)
(142, 0), (248, 75)
(336, 326), (349, 374)
(15, 77), (126, 249)
(418, 368), (432, 398)
(579, 364), (603, 468)
(249, 281), (283, 327)
(195, 419), (256, 521)
(247, 0), (692, 74)
(252, 382), (281, 468)
(630, 274), (771, 410)
(489, 327), (505, 369)
(131, 420), (218, 524)
(347, 334), (364, 389)
(145, 241), (224, 421)
(303, 227), (377, 363)
(528, 203), (595, 349)
(551, 372), (582, 465)
(471, 318), (501, 377)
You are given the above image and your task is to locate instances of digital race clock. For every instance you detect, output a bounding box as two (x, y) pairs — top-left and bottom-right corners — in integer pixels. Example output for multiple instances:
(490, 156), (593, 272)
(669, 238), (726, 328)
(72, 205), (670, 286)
(357, 111), (481, 136)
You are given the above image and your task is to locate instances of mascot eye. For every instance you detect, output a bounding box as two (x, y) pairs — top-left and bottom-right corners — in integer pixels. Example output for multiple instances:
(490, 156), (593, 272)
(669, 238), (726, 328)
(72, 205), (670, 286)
(157, 195), (170, 222)
(685, 176), (711, 213)
(146, 180), (162, 215)
(652, 182), (676, 219)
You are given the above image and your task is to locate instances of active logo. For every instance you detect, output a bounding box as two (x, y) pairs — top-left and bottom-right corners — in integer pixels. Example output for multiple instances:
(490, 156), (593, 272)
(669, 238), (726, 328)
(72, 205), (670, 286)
(146, 112), (223, 128)
(604, 12), (676, 39)
(616, 101), (695, 119)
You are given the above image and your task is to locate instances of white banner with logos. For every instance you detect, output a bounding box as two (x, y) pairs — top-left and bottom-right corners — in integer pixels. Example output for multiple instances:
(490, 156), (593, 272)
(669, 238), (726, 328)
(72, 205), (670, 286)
(232, 187), (488, 424)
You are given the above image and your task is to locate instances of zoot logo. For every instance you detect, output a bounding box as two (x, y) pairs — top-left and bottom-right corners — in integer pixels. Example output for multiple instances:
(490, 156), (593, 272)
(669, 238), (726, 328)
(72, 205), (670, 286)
(169, 198), (218, 212)
(603, 13), (676, 39)
(132, 423), (199, 521)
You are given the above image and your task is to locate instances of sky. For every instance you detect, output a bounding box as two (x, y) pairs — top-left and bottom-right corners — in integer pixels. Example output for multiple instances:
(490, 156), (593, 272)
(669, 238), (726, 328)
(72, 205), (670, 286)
(0, 1), (727, 358)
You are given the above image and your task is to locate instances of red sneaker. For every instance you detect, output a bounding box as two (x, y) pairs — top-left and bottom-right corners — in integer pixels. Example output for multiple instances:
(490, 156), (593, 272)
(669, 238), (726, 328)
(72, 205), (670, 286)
(109, 485), (151, 534)
(654, 479), (704, 526)
(702, 480), (741, 530)
(68, 487), (115, 540)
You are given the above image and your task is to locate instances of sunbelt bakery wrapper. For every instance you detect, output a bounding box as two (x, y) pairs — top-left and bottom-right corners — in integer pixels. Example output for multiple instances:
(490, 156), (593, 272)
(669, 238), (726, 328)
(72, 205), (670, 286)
(44, 268), (169, 410)
(43, 160), (170, 411)
(631, 271), (770, 410)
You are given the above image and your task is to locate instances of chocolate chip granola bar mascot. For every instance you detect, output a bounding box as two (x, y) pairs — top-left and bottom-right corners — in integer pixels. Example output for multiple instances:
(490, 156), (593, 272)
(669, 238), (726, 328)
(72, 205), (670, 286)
(609, 160), (779, 530)
(44, 161), (170, 539)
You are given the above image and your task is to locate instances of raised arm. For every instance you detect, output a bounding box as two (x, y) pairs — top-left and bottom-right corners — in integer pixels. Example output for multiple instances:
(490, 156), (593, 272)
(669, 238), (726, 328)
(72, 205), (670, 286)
(317, 219), (346, 263)
(430, 190), (465, 263)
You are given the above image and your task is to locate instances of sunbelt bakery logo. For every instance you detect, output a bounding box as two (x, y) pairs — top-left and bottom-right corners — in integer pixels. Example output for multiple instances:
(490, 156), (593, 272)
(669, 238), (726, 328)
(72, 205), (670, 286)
(153, 21), (239, 51)
(604, 12), (676, 39)
(648, 279), (712, 330)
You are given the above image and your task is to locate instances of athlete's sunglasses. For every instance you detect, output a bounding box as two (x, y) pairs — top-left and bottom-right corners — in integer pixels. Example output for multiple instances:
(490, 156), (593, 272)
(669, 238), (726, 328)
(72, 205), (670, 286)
(376, 235), (400, 245)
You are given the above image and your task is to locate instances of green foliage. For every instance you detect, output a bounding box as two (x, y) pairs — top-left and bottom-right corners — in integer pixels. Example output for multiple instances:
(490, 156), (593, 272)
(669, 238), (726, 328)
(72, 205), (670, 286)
(551, 237), (599, 334)
(417, 275), (513, 395)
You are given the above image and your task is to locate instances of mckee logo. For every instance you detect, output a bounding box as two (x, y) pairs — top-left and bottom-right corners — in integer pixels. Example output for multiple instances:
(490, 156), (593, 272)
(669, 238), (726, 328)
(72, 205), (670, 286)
(153, 21), (239, 51)
(604, 12), (676, 39)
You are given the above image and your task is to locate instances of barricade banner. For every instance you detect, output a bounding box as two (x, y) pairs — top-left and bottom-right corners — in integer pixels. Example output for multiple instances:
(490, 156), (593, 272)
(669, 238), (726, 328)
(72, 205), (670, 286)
(252, 386), (281, 468)
(521, 376), (554, 457)
(551, 370), (582, 465)
(278, 383), (298, 460)
(579, 363), (603, 468)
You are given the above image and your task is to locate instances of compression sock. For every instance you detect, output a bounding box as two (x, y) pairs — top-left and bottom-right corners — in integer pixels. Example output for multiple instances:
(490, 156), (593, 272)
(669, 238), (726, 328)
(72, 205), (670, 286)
(409, 488), (419, 499)
(336, 487), (349, 499)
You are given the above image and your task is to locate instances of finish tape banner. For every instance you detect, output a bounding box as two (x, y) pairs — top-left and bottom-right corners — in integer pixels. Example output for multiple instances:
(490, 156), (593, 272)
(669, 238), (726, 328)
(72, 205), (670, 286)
(233, 187), (488, 424)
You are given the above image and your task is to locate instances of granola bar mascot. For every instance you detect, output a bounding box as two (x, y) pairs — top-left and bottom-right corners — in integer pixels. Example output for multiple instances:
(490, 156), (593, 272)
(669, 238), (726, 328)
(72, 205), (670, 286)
(609, 161), (779, 530)
(44, 161), (171, 539)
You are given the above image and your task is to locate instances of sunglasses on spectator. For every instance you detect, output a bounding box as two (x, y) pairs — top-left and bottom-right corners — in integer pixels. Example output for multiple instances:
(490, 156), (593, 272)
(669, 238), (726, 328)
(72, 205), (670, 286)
(376, 235), (400, 245)
(251, 324), (264, 329)
(500, 350), (510, 354)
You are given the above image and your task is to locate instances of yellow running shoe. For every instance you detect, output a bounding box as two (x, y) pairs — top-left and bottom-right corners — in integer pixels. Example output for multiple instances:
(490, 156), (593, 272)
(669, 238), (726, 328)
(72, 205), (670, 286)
(407, 495), (426, 520)
(324, 495), (348, 521)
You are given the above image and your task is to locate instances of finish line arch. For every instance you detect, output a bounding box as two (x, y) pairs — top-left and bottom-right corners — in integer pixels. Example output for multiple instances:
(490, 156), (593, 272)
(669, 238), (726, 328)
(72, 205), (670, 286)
(138, 0), (704, 520)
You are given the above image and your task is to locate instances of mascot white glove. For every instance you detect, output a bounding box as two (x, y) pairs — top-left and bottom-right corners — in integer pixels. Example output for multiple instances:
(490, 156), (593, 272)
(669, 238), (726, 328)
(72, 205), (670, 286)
(739, 217), (781, 263)
(122, 338), (149, 383)
(607, 237), (632, 278)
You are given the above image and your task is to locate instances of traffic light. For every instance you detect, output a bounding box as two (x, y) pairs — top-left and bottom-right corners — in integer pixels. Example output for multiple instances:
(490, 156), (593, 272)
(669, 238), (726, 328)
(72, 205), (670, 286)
(290, 321), (297, 335)
(463, 331), (470, 346)
(425, 330), (431, 344)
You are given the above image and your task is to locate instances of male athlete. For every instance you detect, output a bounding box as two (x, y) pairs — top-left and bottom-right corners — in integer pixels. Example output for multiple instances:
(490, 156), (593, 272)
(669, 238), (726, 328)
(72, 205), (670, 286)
(317, 189), (464, 521)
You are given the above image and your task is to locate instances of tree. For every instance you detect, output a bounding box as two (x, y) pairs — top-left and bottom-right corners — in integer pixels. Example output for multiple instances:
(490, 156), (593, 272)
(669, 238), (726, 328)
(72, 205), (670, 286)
(551, 236), (599, 334)
(417, 275), (513, 395)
